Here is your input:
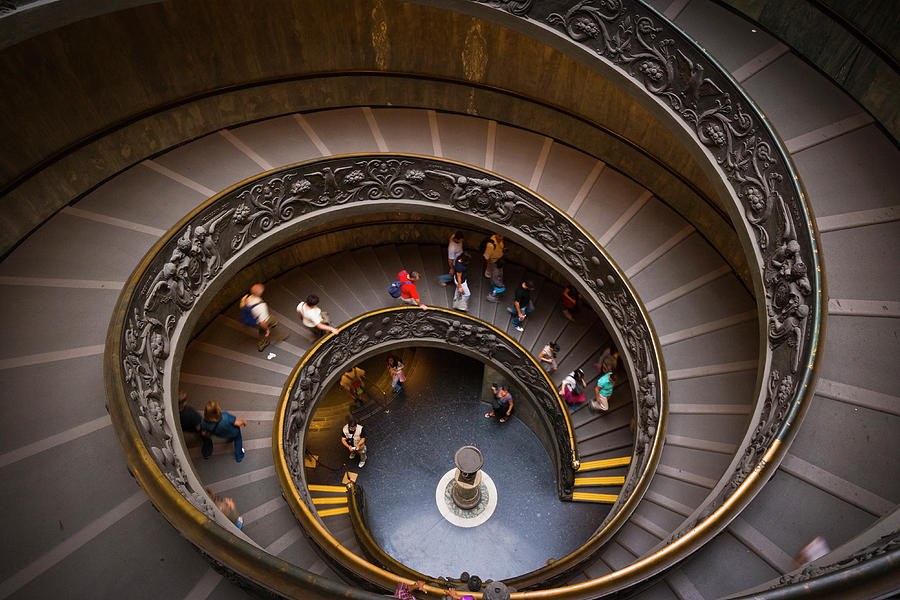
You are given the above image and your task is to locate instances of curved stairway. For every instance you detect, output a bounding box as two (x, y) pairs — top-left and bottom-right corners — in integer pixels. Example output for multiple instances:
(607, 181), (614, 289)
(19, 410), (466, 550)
(1, 1), (898, 598)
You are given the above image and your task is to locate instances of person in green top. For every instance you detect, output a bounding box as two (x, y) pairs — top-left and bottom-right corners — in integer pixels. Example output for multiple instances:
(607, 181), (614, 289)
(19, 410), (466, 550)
(592, 371), (614, 412)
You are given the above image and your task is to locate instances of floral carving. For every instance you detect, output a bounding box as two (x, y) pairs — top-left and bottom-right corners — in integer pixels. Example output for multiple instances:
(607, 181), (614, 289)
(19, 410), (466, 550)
(282, 309), (580, 501)
(144, 210), (230, 312)
(231, 176), (310, 249)
(542, 0), (820, 552)
(117, 154), (663, 556)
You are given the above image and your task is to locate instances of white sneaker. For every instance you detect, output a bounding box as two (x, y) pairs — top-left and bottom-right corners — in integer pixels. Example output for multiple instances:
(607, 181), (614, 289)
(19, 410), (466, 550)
(515, 326), (524, 332)
(358, 460), (366, 468)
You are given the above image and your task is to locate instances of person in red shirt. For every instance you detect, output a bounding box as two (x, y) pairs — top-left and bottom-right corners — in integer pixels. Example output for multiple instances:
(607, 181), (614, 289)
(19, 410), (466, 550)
(397, 270), (428, 310)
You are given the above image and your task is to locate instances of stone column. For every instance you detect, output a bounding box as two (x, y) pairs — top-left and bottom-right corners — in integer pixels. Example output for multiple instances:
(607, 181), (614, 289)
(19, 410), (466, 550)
(451, 445), (484, 510)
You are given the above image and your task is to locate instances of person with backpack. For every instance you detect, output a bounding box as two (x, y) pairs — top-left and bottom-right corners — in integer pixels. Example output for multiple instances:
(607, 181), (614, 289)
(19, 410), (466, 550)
(201, 400), (247, 463)
(239, 283), (277, 352)
(559, 369), (588, 405)
(389, 270), (428, 310)
(296, 294), (339, 338)
(482, 233), (504, 279)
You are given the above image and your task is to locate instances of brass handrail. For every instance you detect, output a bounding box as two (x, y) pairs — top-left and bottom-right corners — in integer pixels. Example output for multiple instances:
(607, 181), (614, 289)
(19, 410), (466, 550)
(106, 150), (664, 598)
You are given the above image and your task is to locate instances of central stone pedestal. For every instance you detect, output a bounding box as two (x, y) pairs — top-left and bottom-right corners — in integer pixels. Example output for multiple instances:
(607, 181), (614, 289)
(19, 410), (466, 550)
(436, 445), (497, 528)
(451, 446), (484, 509)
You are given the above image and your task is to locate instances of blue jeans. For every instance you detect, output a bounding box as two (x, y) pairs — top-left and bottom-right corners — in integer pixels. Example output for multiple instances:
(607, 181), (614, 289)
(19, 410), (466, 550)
(229, 429), (244, 462)
(510, 302), (533, 327)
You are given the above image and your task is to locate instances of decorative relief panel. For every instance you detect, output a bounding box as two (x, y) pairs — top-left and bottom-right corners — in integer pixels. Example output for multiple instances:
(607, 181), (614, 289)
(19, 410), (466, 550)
(479, 0), (822, 542)
(281, 309), (580, 501)
(114, 154), (664, 541)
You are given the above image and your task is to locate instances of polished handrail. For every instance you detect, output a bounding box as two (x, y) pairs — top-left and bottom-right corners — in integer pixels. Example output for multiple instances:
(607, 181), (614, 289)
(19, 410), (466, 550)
(443, 0), (824, 596)
(276, 306), (647, 586)
(276, 306), (577, 499)
(106, 151), (665, 598)
(346, 482), (440, 586)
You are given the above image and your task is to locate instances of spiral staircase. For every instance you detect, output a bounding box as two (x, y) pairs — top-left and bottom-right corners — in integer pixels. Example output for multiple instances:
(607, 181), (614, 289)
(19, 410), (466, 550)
(0, 1), (898, 599)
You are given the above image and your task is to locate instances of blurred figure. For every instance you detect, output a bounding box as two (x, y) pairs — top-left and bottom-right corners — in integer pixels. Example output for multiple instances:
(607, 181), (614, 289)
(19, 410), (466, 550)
(559, 369), (587, 405)
(452, 252), (472, 311)
(795, 536), (830, 567)
(440, 231), (466, 286)
(394, 580), (426, 599)
(178, 390), (212, 459)
(239, 283), (278, 352)
(593, 346), (619, 376)
(296, 294), (339, 338)
(561, 284), (581, 321)
(387, 355), (406, 395)
(340, 366), (367, 405)
(207, 488), (243, 529)
(538, 342), (559, 374)
(482, 233), (505, 279)
(485, 257), (506, 303)
(201, 400), (247, 462)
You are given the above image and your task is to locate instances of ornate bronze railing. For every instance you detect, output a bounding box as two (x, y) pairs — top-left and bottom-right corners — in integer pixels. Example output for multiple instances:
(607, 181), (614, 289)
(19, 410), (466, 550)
(274, 306), (663, 587)
(443, 0), (825, 595)
(105, 152), (665, 598)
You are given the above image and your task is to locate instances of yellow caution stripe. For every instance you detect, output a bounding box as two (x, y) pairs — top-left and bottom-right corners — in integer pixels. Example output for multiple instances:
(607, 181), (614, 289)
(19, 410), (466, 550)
(577, 456), (631, 471)
(308, 484), (347, 493)
(574, 476), (625, 486)
(572, 492), (618, 503)
(317, 506), (350, 517)
(312, 496), (348, 505)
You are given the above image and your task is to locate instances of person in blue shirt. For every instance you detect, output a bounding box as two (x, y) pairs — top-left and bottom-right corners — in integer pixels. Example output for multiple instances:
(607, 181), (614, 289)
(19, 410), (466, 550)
(201, 401), (247, 462)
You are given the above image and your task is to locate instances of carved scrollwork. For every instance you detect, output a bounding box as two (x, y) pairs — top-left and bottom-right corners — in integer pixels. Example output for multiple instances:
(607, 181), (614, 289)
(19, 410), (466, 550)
(115, 153), (662, 571)
(537, 0), (821, 548)
(281, 309), (580, 504)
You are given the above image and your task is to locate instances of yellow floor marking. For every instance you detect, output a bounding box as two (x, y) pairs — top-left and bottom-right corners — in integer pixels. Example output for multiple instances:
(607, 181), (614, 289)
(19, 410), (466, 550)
(572, 492), (618, 503)
(574, 476), (625, 486)
(577, 456), (631, 471)
(308, 484), (347, 493)
(312, 496), (348, 505)
(317, 506), (350, 517)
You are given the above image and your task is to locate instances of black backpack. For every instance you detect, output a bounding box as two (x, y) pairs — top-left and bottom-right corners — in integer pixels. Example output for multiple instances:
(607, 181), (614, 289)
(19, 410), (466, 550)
(479, 235), (494, 254)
